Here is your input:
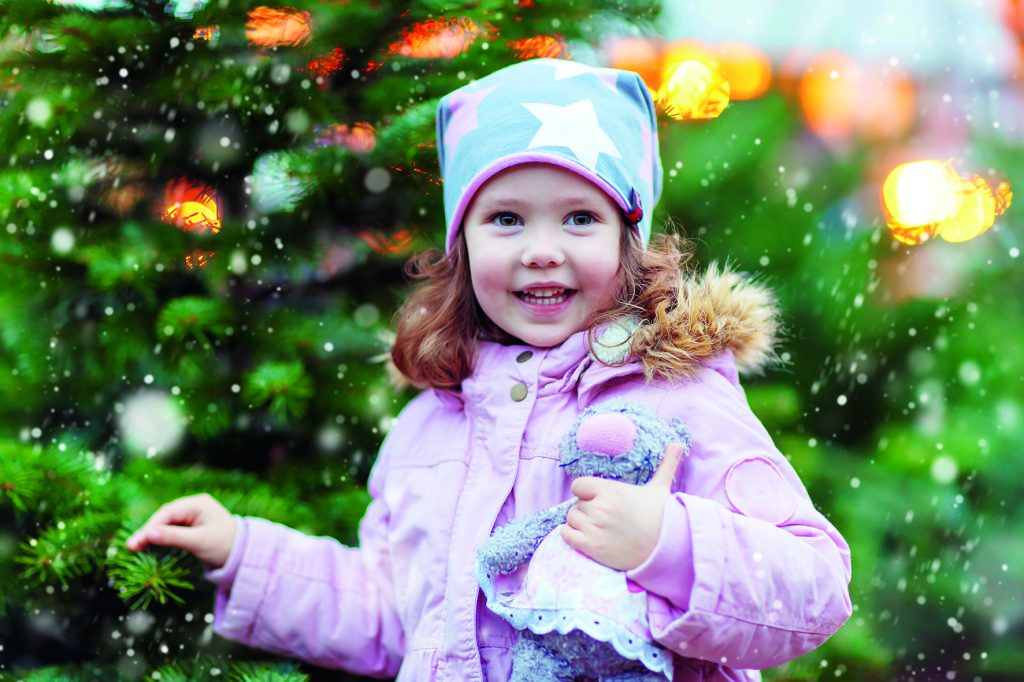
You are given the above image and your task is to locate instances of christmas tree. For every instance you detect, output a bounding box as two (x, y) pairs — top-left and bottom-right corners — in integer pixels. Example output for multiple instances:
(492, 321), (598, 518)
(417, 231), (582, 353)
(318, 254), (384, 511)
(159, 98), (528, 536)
(0, 0), (660, 679)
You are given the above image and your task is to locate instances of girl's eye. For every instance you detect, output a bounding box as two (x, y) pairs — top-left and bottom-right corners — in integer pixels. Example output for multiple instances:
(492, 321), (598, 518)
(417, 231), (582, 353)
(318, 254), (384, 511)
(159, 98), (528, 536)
(568, 212), (596, 226)
(485, 210), (598, 227)
(490, 212), (521, 228)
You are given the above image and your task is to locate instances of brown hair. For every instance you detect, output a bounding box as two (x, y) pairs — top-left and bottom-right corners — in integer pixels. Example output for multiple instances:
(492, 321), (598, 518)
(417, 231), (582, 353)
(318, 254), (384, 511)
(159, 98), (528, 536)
(387, 218), (697, 392)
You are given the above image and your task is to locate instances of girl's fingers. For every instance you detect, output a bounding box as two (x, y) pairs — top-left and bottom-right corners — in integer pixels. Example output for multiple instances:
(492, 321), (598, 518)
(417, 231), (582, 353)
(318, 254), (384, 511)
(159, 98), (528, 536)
(145, 524), (201, 552)
(126, 523), (200, 554)
(126, 496), (204, 550)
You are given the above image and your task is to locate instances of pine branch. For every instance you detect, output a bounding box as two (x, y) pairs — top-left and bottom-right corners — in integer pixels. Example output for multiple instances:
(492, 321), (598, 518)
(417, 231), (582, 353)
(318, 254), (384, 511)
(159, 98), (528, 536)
(106, 535), (194, 610)
(14, 512), (121, 588)
(156, 296), (234, 346)
(243, 361), (314, 421)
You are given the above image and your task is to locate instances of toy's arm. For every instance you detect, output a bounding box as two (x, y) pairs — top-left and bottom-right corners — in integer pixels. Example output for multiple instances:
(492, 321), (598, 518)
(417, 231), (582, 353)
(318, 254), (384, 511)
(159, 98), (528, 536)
(477, 499), (574, 576)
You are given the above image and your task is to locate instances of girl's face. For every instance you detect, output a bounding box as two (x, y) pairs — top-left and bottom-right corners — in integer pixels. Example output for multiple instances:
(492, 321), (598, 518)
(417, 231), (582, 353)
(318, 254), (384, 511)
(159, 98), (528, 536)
(463, 163), (623, 348)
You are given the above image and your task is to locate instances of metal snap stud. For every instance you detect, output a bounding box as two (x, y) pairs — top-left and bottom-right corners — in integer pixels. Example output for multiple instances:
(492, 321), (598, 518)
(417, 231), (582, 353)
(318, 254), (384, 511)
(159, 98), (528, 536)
(510, 383), (528, 401)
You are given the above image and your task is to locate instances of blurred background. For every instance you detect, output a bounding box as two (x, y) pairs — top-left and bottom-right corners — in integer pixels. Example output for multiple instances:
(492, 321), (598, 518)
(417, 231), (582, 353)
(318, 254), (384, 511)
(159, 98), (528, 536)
(0, 0), (1021, 680)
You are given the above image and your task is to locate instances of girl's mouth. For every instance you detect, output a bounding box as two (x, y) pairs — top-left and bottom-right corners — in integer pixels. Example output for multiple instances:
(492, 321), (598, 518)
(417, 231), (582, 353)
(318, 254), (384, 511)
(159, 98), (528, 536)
(513, 288), (577, 316)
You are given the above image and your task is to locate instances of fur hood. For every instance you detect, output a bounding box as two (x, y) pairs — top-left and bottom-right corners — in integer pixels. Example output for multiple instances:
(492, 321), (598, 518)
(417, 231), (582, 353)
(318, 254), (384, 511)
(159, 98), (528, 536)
(620, 261), (783, 382)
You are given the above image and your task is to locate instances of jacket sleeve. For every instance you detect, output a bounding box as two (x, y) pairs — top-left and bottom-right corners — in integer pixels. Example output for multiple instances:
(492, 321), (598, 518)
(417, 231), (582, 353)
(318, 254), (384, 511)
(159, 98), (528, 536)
(202, 430), (405, 677)
(623, 358), (852, 669)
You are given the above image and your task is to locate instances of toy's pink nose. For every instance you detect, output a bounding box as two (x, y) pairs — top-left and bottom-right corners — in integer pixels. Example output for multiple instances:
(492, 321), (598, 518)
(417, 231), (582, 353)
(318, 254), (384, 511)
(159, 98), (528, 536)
(575, 413), (637, 456)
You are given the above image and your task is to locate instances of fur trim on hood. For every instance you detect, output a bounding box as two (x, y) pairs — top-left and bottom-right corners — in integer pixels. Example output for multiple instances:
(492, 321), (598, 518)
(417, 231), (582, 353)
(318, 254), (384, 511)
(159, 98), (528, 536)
(623, 261), (783, 382)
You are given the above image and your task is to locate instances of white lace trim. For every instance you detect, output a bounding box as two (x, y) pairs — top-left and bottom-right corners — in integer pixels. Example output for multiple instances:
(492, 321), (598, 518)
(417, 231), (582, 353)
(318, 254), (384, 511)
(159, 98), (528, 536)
(479, 566), (673, 680)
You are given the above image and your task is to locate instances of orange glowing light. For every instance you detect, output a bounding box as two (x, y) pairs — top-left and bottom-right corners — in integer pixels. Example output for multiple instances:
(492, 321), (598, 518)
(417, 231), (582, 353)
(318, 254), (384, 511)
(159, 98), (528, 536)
(606, 36), (663, 90)
(161, 178), (221, 235)
(305, 47), (345, 78)
(358, 228), (414, 256)
(714, 42), (772, 100)
(508, 35), (569, 60)
(193, 26), (220, 41)
(387, 17), (487, 59)
(246, 7), (313, 48)
(856, 71), (915, 143)
(797, 52), (915, 142)
(184, 251), (216, 270)
(318, 122), (377, 155)
(937, 177), (1013, 243)
(797, 52), (858, 140)
(656, 59), (730, 121)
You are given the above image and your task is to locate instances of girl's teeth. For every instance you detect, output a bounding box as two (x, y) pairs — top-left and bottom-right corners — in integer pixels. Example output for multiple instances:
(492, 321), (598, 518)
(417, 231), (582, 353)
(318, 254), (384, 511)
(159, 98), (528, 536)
(518, 290), (570, 305)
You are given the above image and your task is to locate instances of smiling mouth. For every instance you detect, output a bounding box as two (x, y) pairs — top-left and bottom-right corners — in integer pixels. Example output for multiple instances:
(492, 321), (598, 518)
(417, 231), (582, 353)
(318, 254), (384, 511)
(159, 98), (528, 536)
(513, 288), (576, 305)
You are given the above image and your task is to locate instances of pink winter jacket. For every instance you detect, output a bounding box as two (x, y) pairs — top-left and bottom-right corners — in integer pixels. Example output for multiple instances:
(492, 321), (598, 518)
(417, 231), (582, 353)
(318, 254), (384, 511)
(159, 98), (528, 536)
(204, 266), (853, 681)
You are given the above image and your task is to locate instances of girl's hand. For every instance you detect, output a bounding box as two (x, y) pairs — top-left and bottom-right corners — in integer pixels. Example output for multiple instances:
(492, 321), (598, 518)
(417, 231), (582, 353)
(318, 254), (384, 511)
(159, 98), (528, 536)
(562, 443), (686, 571)
(125, 493), (237, 569)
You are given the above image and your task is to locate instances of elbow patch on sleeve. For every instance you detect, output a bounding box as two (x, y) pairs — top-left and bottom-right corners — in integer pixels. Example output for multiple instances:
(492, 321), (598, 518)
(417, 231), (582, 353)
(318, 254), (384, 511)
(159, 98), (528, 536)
(725, 456), (797, 525)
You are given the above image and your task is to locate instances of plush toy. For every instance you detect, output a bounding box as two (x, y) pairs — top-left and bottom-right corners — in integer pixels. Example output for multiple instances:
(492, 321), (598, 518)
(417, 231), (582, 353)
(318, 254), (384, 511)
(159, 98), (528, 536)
(476, 398), (691, 682)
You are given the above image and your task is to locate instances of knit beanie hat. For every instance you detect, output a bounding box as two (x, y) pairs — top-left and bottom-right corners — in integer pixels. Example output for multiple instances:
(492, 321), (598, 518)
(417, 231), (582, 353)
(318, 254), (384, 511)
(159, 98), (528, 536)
(435, 58), (663, 255)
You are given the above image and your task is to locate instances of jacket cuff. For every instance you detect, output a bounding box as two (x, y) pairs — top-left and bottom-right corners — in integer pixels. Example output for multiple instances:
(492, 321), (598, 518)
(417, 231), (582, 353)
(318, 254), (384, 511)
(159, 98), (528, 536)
(625, 493), (695, 610)
(203, 515), (246, 587)
(206, 517), (288, 644)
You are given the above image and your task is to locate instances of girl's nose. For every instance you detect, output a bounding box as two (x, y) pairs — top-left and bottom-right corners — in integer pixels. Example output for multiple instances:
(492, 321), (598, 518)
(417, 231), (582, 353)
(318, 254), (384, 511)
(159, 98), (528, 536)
(520, 232), (566, 267)
(575, 413), (637, 456)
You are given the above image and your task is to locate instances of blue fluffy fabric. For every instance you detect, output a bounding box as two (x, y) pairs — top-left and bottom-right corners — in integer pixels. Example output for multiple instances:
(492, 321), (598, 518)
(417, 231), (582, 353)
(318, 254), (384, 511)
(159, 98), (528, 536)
(476, 398), (691, 681)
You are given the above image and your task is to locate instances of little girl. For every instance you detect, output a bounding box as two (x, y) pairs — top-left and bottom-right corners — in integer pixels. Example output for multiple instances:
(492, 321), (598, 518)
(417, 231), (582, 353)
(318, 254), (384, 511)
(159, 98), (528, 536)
(127, 58), (852, 681)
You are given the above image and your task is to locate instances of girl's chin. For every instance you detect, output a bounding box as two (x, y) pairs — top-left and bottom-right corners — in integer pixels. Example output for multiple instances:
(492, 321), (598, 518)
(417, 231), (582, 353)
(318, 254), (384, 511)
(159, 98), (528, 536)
(512, 322), (579, 348)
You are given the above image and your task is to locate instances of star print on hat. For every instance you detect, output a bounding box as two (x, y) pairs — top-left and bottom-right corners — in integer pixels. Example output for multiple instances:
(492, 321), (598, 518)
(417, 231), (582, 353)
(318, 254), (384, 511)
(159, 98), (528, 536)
(435, 58), (663, 254)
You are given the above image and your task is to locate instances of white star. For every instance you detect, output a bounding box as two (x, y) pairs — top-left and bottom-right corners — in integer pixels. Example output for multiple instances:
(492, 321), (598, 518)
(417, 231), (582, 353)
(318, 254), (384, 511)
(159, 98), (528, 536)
(521, 99), (621, 171)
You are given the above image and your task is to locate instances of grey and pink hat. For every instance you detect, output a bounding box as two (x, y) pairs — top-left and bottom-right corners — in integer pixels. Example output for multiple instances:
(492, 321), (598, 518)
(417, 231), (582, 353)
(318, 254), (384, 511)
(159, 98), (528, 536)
(435, 58), (663, 254)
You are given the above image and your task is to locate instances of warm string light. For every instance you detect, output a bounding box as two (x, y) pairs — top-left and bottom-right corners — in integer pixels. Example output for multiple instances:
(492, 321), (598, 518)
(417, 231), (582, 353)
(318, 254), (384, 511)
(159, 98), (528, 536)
(796, 52), (915, 142)
(713, 41), (772, 101)
(192, 25), (219, 41)
(184, 250), (216, 270)
(389, 160), (442, 188)
(246, 6), (313, 48)
(881, 160), (1013, 245)
(161, 178), (221, 235)
(386, 17), (490, 59)
(305, 47), (346, 78)
(507, 35), (569, 60)
(606, 37), (769, 119)
(357, 228), (414, 255)
(655, 59), (730, 121)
